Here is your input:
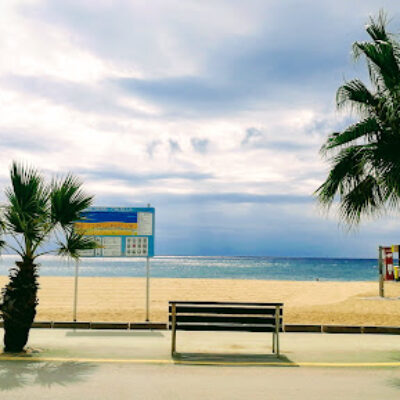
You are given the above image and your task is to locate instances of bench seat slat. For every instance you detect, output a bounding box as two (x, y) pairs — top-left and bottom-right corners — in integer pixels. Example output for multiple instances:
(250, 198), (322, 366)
(169, 301), (283, 306)
(172, 324), (283, 332)
(169, 306), (283, 316)
(169, 315), (282, 324)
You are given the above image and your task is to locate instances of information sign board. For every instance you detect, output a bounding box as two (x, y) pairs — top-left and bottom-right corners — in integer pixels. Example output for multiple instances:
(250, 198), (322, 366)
(74, 207), (155, 257)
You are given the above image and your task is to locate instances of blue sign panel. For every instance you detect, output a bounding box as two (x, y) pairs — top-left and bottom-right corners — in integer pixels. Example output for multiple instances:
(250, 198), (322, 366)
(75, 207), (155, 257)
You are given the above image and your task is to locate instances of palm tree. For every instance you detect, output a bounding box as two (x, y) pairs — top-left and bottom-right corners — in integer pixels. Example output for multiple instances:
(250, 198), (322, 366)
(0, 162), (96, 352)
(316, 11), (400, 225)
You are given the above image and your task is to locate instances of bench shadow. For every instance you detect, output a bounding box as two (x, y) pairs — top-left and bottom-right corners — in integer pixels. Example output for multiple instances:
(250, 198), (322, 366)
(0, 360), (97, 391)
(65, 331), (163, 337)
(172, 352), (296, 367)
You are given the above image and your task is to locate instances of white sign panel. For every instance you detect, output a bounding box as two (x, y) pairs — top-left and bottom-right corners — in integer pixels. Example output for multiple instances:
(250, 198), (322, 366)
(138, 212), (153, 235)
(102, 237), (122, 257)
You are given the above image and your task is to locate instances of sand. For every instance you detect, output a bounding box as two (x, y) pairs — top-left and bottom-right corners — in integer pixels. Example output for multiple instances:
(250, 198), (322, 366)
(0, 276), (399, 325)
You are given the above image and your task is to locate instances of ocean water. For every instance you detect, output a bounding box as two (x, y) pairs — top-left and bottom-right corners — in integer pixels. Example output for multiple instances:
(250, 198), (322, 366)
(0, 255), (378, 281)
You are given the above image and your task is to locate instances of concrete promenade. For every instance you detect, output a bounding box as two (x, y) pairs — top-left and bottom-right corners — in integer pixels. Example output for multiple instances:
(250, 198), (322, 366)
(0, 329), (400, 399)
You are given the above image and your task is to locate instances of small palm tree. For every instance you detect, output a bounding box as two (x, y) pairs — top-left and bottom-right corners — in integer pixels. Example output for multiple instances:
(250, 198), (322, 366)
(316, 11), (400, 225)
(0, 162), (96, 352)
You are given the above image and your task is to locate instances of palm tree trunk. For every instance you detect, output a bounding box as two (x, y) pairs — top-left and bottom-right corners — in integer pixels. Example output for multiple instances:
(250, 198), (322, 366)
(1, 261), (39, 353)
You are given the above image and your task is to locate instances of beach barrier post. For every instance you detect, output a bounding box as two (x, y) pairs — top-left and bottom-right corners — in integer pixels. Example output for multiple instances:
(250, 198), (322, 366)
(73, 259), (79, 321)
(378, 246), (384, 298)
(146, 256), (150, 321)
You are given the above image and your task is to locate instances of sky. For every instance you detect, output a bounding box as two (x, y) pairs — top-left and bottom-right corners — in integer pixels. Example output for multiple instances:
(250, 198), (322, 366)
(1, 0), (400, 258)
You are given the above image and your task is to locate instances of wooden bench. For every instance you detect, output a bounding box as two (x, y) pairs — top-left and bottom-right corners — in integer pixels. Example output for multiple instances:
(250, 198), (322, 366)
(168, 301), (283, 356)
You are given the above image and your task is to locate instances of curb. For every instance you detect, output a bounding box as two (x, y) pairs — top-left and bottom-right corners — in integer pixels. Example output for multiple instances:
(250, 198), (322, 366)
(285, 324), (400, 334)
(322, 325), (363, 334)
(284, 324), (322, 333)
(130, 322), (166, 330)
(91, 322), (130, 330)
(0, 321), (400, 334)
(0, 321), (168, 330)
(363, 326), (400, 334)
(53, 322), (91, 329)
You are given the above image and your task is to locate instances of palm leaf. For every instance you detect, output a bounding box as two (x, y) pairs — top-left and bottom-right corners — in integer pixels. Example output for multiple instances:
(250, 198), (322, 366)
(336, 79), (377, 112)
(352, 39), (400, 93)
(322, 118), (379, 152)
(339, 175), (385, 225)
(4, 162), (49, 248)
(51, 175), (94, 228)
(0, 214), (5, 253)
(315, 146), (372, 207)
(365, 10), (390, 42)
(58, 231), (97, 260)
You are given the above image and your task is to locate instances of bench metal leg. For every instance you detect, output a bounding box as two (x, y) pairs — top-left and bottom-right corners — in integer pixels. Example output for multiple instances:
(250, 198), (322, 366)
(272, 332), (276, 353)
(171, 303), (177, 356)
(275, 305), (280, 357)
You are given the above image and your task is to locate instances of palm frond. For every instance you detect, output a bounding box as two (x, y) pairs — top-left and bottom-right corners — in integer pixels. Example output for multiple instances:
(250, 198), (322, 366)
(376, 139), (400, 202)
(339, 175), (385, 225)
(4, 162), (49, 247)
(336, 79), (377, 113)
(51, 175), (94, 228)
(365, 10), (390, 42)
(352, 40), (400, 93)
(57, 231), (97, 260)
(321, 118), (379, 153)
(315, 146), (372, 207)
(0, 215), (5, 254)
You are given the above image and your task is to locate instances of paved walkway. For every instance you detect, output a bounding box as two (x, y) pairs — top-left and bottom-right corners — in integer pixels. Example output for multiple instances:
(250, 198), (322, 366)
(0, 329), (400, 399)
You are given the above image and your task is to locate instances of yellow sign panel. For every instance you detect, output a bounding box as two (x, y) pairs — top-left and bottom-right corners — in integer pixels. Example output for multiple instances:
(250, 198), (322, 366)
(75, 222), (137, 230)
(75, 222), (138, 236)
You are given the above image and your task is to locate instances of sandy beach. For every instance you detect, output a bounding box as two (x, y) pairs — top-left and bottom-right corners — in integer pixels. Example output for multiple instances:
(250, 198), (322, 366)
(0, 276), (399, 326)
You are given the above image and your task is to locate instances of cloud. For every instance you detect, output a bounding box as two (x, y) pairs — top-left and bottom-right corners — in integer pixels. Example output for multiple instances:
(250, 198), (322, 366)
(191, 138), (209, 154)
(146, 141), (161, 158)
(112, 76), (245, 116)
(0, 129), (56, 152)
(16, 1), (372, 117)
(241, 127), (263, 145)
(168, 139), (181, 154)
(241, 127), (314, 151)
(1, 74), (149, 118)
(140, 192), (313, 205)
(78, 168), (214, 185)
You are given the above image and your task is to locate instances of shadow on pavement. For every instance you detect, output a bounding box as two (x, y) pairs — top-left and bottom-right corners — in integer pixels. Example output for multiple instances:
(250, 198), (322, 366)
(0, 361), (97, 391)
(389, 378), (400, 391)
(66, 331), (164, 337)
(389, 351), (400, 361)
(173, 352), (297, 367)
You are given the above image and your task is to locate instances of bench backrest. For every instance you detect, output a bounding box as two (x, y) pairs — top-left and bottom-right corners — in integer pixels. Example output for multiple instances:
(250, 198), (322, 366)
(168, 301), (283, 332)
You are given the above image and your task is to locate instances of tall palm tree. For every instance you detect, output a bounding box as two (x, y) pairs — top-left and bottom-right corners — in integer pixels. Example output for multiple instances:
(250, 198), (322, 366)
(316, 11), (400, 225)
(0, 162), (96, 352)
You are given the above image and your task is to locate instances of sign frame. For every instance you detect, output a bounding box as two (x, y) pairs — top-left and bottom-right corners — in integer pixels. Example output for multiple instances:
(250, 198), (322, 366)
(75, 206), (155, 258)
(72, 205), (155, 322)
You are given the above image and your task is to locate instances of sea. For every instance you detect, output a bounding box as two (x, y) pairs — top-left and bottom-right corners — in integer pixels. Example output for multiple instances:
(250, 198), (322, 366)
(0, 255), (378, 281)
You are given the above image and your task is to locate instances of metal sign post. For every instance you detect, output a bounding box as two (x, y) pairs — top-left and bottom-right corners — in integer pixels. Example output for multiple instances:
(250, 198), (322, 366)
(73, 259), (79, 321)
(146, 257), (150, 321)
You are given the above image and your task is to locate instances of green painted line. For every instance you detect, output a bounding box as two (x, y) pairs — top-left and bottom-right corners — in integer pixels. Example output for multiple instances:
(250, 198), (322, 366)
(0, 356), (400, 367)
